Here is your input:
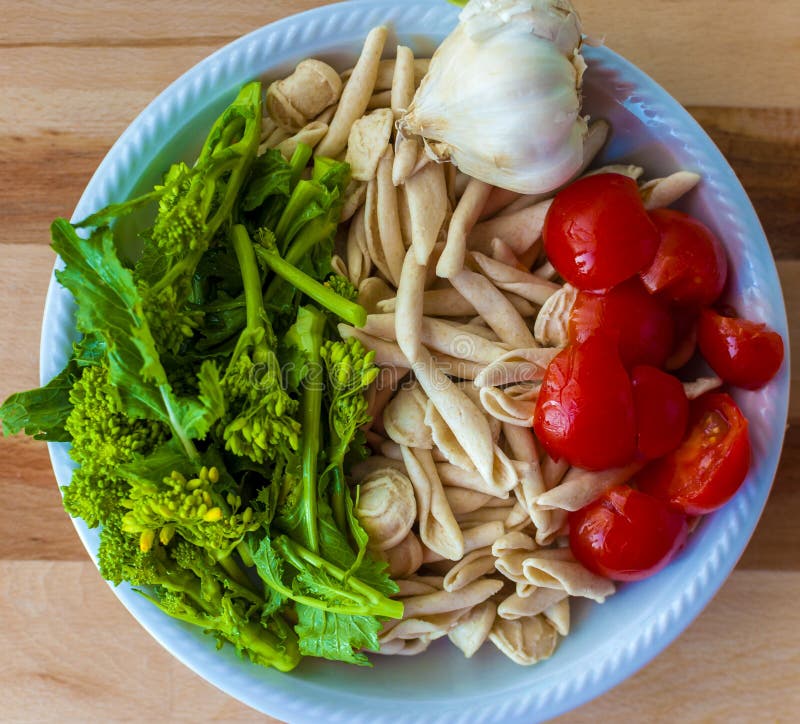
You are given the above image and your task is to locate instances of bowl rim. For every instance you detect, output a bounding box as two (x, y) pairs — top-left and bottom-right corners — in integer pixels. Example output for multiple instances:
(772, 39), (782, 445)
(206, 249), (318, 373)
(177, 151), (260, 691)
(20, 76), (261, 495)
(39, 1), (790, 722)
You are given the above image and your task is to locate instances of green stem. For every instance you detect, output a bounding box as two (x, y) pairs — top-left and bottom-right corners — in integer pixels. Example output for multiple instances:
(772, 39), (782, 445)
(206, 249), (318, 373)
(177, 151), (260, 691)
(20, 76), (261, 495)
(297, 307), (326, 554)
(288, 143), (313, 189)
(330, 465), (347, 533)
(279, 536), (403, 619)
(230, 225), (265, 333)
(255, 246), (367, 327)
(217, 554), (253, 590)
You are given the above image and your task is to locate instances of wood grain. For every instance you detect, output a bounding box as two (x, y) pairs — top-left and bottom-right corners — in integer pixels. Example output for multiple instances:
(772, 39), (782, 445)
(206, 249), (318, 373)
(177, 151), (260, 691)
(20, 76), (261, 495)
(0, 0), (798, 722)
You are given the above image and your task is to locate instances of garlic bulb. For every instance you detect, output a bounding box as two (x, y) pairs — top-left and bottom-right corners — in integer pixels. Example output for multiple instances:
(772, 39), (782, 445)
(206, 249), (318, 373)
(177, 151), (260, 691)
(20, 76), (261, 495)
(400, 0), (587, 194)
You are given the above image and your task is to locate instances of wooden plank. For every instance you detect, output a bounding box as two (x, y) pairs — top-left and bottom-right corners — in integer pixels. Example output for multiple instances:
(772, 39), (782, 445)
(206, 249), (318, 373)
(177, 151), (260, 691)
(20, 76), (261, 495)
(1, 561), (798, 722)
(690, 107), (800, 260)
(2, 1), (798, 107)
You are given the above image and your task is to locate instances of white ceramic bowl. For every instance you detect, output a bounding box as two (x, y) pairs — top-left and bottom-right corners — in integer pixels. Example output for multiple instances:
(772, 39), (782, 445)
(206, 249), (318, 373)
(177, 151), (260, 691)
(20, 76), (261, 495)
(40, 1), (790, 722)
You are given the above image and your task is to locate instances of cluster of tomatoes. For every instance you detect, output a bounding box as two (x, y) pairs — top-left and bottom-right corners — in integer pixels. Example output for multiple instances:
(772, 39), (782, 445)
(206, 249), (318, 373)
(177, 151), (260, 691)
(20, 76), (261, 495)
(536, 173), (784, 582)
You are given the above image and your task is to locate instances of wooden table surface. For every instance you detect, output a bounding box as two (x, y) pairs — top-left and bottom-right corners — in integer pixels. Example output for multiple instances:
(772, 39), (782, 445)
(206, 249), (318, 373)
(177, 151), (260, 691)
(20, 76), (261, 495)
(1, 1), (798, 721)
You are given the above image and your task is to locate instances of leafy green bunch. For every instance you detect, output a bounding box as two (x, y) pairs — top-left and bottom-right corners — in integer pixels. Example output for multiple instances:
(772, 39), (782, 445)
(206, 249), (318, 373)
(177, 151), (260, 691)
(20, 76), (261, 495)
(1, 81), (400, 671)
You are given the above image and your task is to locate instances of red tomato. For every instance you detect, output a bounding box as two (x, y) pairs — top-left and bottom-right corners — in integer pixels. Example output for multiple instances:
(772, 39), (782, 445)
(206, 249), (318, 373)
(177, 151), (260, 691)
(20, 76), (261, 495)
(664, 306), (699, 371)
(697, 308), (784, 390)
(569, 278), (675, 369)
(631, 365), (689, 460)
(543, 173), (659, 291)
(569, 485), (688, 582)
(640, 209), (728, 306)
(637, 392), (751, 515)
(533, 335), (636, 470)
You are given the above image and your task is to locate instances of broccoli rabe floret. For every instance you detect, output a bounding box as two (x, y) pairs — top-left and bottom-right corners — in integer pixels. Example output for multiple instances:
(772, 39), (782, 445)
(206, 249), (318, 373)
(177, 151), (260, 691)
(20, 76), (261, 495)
(219, 225), (302, 464)
(320, 337), (379, 529)
(120, 464), (262, 561)
(62, 365), (166, 528)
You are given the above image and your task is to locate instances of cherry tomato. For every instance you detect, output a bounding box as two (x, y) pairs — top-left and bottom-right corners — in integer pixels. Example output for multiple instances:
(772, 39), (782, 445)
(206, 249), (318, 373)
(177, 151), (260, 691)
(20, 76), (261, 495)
(637, 392), (751, 515)
(534, 335), (636, 470)
(569, 485), (688, 581)
(543, 173), (659, 291)
(631, 365), (689, 460)
(697, 308), (784, 390)
(664, 306), (699, 371)
(640, 209), (728, 306)
(569, 278), (675, 369)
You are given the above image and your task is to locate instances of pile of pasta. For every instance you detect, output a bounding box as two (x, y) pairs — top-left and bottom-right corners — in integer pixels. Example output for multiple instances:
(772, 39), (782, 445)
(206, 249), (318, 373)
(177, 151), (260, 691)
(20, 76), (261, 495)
(261, 27), (722, 665)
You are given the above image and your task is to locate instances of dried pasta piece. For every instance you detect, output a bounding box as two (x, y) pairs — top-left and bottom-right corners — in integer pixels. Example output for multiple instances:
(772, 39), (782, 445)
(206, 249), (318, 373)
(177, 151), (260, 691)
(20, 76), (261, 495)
(424, 398), (475, 471)
(584, 163), (643, 180)
(457, 507), (513, 528)
(340, 180), (368, 223)
(480, 386), (538, 427)
(489, 238), (527, 270)
(349, 57), (430, 93)
(375, 637), (432, 656)
(497, 587), (567, 620)
(345, 208), (371, 285)
(471, 252), (560, 305)
(489, 614), (559, 665)
(448, 600), (497, 658)
(346, 109), (395, 182)
(266, 59), (342, 132)
(469, 199), (552, 257)
(521, 548), (615, 602)
(381, 439), (446, 463)
(404, 161), (449, 265)
(401, 577), (504, 618)
(534, 283), (577, 348)
(377, 146), (408, 285)
(640, 171), (701, 210)
(383, 383), (433, 449)
(395, 250), (428, 363)
(544, 597), (570, 636)
(534, 462), (642, 512)
(502, 424), (553, 546)
(437, 178), (494, 278)
(366, 89), (392, 110)
(393, 136), (422, 187)
(358, 277), (395, 315)
(683, 375), (723, 400)
(366, 367), (407, 435)
(450, 268), (537, 349)
(413, 347), (518, 494)
(401, 446), (465, 561)
(395, 578), (439, 597)
(355, 467), (417, 550)
(383, 530), (424, 579)
(423, 521), (505, 564)
(480, 187), (523, 220)
(444, 488), (494, 515)
(275, 121), (328, 159)
(364, 177), (396, 284)
(442, 548), (499, 594)
(316, 26), (387, 157)
(473, 347), (559, 388)
(363, 313), (509, 366)
(391, 45), (416, 120)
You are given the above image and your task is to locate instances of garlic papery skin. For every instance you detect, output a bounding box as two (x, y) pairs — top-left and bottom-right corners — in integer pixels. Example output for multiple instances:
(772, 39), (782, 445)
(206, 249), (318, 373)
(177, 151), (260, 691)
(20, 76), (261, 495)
(400, 0), (587, 195)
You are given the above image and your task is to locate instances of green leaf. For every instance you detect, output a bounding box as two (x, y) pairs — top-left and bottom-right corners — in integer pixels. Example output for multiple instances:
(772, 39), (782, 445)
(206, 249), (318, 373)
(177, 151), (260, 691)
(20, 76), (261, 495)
(295, 605), (379, 666)
(50, 219), (204, 459)
(241, 149), (292, 213)
(0, 360), (77, 440)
